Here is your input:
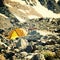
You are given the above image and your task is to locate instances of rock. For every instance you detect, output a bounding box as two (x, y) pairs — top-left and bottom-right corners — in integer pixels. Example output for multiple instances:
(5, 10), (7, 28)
(14, 49), (20, 52)
(0, 54), (6, 60)
(0, 36), (3, 40)
(52, 58), (60, 60)
(34, 45), (44, 51)
(0, 16), (13, 29)
(45, 56), (55, 60)
(44, 45), (55, 51)
(57, 39), (60, 44)
(39, 0), (60, 13)
(46, 39), (57, 45)
(20, 52), (28, 57)
(4, 52), (15, 59)
(25, 45), (33, 53)
(42, 36), (48, 39)
(0, 41), (8, 50)
(58, 0), (60, 6)
(38, 39), (47, 46)
(29, 30), (37, 35)
(32, 54), (40, 60)
(16, 38), (29, 49)
(48, 35), (58, 40)
(54, 29), (60, 33)
(54, 44), (60, 52)
(55, 50), (60, 58)
(26, 30), (41, 42)
(31, 54), (45, 60)
(34, 50), (40, 53)
(41, 50), (56, 58)
(0, 29), (5, 34)
(24, 53), (34, 60)
(39, 54), (46, 60)
(0, 0), (4, 7)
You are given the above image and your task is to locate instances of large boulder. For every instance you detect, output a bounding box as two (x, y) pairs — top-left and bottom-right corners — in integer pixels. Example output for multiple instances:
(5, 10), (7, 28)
(16, 38), (29, 49)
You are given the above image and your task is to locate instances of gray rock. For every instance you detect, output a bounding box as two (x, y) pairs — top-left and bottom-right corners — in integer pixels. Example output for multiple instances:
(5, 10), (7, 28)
(0, 17), (13, 29)
(31, 54), (45, 60)
(24, 53), (34, 60)
(20, 52), (28, 57)
(55, 50), (60, 58)
(25, 30), (42, 42)
(16, 38), (29, 49)
(44, 45), (55, 51)
(29, 30), (38, 35)
(46, 39), (57, 45)
(14, 49), (20, 52)
(25, 45), (33, 53)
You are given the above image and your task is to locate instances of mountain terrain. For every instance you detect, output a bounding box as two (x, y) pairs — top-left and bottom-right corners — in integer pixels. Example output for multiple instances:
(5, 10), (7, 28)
(0, 0), (60, 60)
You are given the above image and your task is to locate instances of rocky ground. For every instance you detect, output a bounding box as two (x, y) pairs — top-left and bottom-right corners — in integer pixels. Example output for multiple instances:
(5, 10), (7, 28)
(0, 0), (60, 60)
(0, 17), (60, 60)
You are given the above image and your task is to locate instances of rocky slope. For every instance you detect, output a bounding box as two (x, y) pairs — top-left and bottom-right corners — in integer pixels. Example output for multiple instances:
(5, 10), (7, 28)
(0, 14), (13, 29)
(0, 0), (60, 60)
(4, 0), (60, 18)
(39, 0), (60, 13)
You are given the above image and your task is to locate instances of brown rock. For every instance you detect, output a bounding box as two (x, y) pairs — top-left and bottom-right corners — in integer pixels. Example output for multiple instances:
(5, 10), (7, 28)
(0, 54), (6, 60)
